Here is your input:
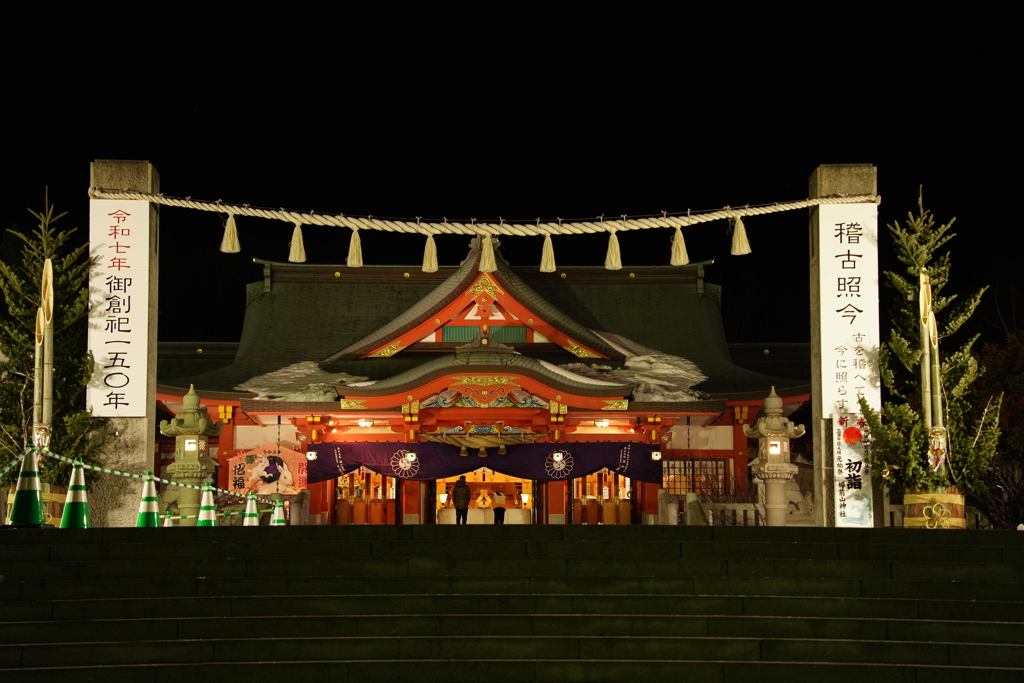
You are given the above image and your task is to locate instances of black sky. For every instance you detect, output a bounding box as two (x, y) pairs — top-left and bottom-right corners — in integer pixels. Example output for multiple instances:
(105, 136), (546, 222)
(5, 25), (1018, 347)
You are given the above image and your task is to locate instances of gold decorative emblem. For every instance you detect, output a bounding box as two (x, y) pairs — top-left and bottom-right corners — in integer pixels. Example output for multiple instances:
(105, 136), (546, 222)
(368, 339), (404, 357)
(602, 399), (629, 410)
(468, 273), (503, 299)
(923, 501), (951, 529)
(564, 340), (600, 358)
(449, 375), (521, 387)
(338, 399), (368, 410)
(410, 400), (419, 414)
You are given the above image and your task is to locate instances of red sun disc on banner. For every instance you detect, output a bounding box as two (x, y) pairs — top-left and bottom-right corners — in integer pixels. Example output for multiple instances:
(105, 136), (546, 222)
(843, 427), (863, 445)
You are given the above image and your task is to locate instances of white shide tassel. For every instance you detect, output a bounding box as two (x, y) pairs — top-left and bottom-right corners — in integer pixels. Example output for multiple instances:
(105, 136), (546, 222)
(479, 235), (497, 272)
(670, 226), (689, 266)
(422, 234), (438, 273)
(604, 229), (622, 270)
(347, 228), (363, 267)
(731, 217), (752, 255)
(540, 233), (556, 273)
(220, 214), (240, 253)
(288, 223), (306, 263)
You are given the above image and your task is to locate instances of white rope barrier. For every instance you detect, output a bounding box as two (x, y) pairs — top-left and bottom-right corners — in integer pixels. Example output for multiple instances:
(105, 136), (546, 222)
(167, 509), (264, 520)
(88, 187), (878, 237)
(42, 450), (274, 505)
(0, 451), (26, 478)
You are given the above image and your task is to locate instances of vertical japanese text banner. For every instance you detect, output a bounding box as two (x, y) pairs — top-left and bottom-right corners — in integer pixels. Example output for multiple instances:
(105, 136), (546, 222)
(87, 200), (149, 417)
(818, 203), (880, 527)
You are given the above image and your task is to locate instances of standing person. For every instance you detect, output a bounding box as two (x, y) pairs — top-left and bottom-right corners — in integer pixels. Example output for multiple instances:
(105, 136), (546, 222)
(493, 490), (506, 525)
(452, 476), (471, 525)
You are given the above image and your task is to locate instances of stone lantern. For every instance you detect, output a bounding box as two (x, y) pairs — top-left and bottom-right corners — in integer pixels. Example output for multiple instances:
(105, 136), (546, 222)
(159, 385), (223, 526)
(744, 387), (806, 527)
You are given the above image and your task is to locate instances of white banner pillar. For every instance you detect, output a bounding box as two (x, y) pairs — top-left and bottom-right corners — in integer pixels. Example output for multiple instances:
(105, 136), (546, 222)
(87, 160), (160, 526)
(809, 165), (880, 528)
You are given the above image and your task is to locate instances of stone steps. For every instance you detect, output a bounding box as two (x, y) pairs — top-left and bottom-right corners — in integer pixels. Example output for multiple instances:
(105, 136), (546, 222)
(3, 633), (1023, 667)
(4, 613), (1024, 644)
(2, 525), (1022, 679)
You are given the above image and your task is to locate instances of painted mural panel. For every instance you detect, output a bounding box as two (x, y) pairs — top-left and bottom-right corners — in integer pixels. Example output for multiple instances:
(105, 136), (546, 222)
(227, 443), (308, 495)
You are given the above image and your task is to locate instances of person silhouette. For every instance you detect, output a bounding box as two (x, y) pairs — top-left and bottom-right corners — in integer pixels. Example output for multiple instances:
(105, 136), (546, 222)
(452, 476), (471, 525)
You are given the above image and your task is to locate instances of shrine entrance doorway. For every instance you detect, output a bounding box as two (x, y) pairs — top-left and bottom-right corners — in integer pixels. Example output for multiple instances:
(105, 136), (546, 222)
(435, 468), (535, 524)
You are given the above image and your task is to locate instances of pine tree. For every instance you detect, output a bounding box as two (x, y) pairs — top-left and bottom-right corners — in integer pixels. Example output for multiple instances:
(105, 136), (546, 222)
(858, 194), (1001, 495)
(970, 333), (1024, 527)
(0, 196), (107, 487)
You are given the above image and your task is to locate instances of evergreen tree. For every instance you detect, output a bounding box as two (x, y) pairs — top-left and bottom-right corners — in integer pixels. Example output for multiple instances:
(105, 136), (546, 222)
(859, 195), (1001, 494)
(0, 196), (106, 487)
(970, 333), (1024, 527)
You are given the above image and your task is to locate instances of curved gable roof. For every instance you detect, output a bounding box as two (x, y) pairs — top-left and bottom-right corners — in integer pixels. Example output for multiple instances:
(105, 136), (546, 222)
(322, 253), (481, 363)
(322, 242), (627, 365)
(490, 258), (624, 361)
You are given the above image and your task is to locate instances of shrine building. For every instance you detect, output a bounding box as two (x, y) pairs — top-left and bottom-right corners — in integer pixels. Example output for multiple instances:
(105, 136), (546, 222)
(154, 237), (811, 525)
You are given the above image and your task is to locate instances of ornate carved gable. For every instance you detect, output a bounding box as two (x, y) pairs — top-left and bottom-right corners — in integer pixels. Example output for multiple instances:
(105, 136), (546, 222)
(361, 273), (610, 360)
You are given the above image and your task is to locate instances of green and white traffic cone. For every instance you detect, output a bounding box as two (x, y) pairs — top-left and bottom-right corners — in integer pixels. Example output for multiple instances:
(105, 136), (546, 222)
(271, 499), (286, 526)
(197, 484), (217, 527)
(59, 459), (90, 529)
(243, 493), (259, 527)
(9, 449), (45, 527)
(135, 472), (159, 527)
(162, 511), (175, 527)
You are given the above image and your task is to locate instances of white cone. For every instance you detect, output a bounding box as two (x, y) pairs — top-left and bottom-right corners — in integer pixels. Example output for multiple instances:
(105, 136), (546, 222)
(271, 500), (286, 526)
(197, 484), (217, 527)
(243, 494), (260, 527)
(135, 472), (159, 527)
(60, 459), (90, 529)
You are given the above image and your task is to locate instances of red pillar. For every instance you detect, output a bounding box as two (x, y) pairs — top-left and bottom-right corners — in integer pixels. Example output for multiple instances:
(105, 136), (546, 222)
(400, 480), (422, 524)
(641, 482), (659, 521)
(306, 479), (334, 524)
(546, 481), (567, 524)
(733, 422), (750, 494)
(215, 419), (235, 491)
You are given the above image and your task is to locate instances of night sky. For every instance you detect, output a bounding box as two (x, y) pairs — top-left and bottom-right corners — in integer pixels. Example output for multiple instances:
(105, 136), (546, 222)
(5, 33), (1017, 349)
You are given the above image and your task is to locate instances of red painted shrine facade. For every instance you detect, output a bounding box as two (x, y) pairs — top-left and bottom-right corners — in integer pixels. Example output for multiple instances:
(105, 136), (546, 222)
(156, 245), (811, 525)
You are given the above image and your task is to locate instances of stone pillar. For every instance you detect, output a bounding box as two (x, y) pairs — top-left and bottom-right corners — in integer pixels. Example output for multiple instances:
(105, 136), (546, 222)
(89, 160), (159, 526)
(809, 164), (878, 527)
(745, 388), (806, 527)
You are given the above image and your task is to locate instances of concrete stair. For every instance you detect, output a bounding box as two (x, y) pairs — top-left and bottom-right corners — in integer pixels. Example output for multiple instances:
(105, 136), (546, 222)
(1, 525), (1022, 681)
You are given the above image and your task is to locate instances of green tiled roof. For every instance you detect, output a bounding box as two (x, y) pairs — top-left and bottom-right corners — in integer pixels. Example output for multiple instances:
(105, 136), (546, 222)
(160, 247), (807, 399)
(518, 267), (805, 397)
